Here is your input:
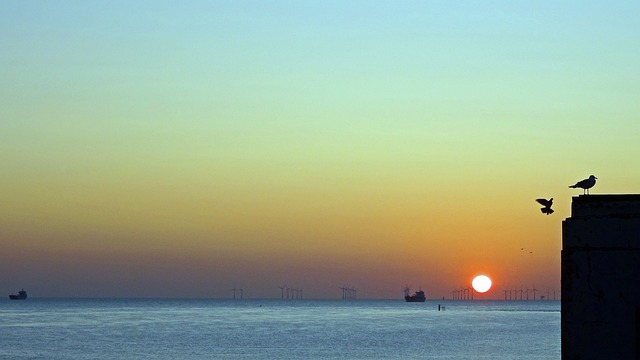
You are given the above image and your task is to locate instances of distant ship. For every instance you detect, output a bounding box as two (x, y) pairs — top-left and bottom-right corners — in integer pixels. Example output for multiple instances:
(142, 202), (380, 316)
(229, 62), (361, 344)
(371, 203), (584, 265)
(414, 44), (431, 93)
(404, 287), (426, 302)
(9, 289), (27, 300)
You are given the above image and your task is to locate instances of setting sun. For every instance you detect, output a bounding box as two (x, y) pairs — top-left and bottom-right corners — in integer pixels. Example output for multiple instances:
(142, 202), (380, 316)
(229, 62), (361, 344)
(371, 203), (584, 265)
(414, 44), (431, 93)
(472, 275), (492, 293)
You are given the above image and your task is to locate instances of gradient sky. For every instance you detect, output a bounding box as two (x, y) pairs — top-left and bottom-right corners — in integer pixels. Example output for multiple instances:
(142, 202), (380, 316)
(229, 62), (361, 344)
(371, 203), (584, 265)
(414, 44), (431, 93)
(2, 1), (639, 299)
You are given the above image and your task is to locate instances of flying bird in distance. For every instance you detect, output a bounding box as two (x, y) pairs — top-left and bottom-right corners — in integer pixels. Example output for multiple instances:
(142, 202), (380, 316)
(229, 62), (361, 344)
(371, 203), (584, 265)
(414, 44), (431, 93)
(536, 198), (554, 215)
(569, 175), (597, 195)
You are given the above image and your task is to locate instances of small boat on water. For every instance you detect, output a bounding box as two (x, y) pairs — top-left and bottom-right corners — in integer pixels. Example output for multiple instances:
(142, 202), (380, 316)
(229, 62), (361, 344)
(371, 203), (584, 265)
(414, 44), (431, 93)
(9, 289), (27, 300)
(404, 287), (426, 302)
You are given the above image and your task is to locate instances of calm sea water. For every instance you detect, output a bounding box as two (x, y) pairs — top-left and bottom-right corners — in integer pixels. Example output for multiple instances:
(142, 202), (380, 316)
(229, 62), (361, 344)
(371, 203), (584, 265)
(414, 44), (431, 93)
(0, 299), (559, 359)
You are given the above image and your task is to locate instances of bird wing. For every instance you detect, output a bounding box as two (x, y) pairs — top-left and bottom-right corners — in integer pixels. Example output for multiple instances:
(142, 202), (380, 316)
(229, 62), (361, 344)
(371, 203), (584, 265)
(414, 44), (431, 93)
(571, 178), (593, 188)
(536, 198), (551, 207)
(575, 179), (589, 187)
(569, 179), (589, 189)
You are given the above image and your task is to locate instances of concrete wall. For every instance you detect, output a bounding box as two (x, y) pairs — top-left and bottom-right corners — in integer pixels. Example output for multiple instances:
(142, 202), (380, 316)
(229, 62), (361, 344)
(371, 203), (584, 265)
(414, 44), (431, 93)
(562, 194), (640, 360)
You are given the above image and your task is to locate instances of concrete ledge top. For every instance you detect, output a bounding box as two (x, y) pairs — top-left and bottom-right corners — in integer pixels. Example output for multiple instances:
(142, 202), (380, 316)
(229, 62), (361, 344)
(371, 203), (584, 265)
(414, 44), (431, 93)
(570, 194), (640, 218)
(572, 194), (640, 202)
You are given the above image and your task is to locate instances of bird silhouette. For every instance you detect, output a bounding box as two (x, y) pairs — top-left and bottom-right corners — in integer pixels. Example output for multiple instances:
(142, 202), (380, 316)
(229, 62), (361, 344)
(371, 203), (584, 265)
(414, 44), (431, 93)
(536, 198), (554, 215)
(569, 175), (597, 195)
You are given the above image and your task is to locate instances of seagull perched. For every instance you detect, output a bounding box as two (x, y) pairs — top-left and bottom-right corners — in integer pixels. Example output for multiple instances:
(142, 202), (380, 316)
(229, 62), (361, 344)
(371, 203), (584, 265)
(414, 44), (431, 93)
(569, 175), (597, 195)
(536, 198), (554, 215)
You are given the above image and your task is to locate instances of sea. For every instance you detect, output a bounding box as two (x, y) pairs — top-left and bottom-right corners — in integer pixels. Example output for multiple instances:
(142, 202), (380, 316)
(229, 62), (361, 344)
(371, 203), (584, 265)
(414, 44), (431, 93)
(0, 299), (560, 359)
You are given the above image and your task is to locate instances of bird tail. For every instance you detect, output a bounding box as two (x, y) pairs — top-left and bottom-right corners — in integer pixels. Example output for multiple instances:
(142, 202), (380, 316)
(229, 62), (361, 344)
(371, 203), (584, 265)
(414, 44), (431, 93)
(541, 208), (554, 215)
(568, 185), (576, 188)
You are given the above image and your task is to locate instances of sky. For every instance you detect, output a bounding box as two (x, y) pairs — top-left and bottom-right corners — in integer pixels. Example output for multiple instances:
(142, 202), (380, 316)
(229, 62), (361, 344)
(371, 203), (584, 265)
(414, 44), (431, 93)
(2, 1), (639, 299)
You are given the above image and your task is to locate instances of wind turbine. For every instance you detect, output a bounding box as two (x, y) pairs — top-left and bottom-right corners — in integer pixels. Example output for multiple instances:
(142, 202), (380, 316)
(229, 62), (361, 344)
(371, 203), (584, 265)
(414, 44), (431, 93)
(278, 285), (285, 299)
(531, 284), (537, 300)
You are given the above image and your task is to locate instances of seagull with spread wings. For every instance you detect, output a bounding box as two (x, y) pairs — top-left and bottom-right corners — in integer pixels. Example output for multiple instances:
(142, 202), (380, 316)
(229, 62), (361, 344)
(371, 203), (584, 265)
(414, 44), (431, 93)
(536, 198), (554, 215)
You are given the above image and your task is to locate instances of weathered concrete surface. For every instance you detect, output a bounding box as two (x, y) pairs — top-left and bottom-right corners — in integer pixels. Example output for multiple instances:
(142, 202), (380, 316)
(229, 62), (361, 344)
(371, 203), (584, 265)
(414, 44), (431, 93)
(562, 194), (640, 360)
